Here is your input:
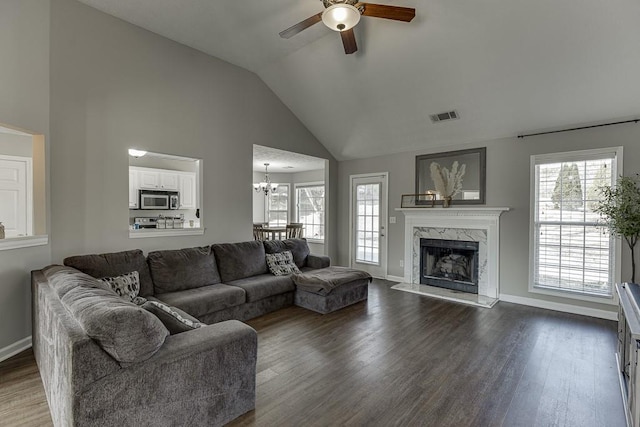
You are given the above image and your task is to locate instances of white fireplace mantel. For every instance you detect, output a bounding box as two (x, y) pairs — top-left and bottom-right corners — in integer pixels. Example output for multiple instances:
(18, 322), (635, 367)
(396, 207), (510, 301)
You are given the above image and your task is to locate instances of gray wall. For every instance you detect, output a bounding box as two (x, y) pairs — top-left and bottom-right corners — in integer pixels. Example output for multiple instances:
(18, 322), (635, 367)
(1, 0), (338, 354)
(0, 0), (51, 353)
(338, 122), (640, 314)
(0, 133), (33, 158)
(49, 0), (337, 263)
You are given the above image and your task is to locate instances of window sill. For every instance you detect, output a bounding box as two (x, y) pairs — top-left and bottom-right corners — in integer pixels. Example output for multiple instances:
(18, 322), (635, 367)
(529, 284), (617, 306)
(129, 228), (205, 239)
(305, 239), (325, 244)
(0, 235), (49, 251)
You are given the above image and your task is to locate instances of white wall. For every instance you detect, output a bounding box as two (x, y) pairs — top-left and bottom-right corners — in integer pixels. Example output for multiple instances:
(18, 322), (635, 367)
(338, 122), (640, 314)
(0, 0), (51, 356)
(49, 0), (337, 263)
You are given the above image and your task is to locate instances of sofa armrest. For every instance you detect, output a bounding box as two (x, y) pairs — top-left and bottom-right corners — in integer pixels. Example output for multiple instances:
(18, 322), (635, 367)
(75, 320), (257, 426)
(145, 319), (256, 366)
(307, 254), (330, 269)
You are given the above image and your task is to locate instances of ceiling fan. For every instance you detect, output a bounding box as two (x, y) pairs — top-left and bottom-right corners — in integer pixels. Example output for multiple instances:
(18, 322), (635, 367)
(279, 0), (415, 55)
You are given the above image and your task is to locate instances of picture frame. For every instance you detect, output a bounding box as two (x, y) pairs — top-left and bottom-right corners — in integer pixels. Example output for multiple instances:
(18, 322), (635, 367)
(415, 147), (486, 205)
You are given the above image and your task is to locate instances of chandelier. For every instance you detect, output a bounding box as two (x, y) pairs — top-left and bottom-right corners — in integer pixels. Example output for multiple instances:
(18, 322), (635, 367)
(253, 163), (278, 196)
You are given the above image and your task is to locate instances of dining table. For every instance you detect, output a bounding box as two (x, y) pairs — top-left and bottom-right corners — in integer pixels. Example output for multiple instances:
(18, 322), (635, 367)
(262, 227), (286, 240)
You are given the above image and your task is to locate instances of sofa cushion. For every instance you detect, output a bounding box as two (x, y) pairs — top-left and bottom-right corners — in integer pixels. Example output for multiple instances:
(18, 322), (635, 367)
(155, 284), (246, 319)
(266, 251), (301, 276)
(142, 301), (202, 335)
(98, 271), (146, 305)
(226, 274), (295, 303)
(43, 266), (168, 364)
(147, 246), (221, 294)
(212, 241), (268, 282)
(64, 249), (155, 297)
(263, 239), (310, 269)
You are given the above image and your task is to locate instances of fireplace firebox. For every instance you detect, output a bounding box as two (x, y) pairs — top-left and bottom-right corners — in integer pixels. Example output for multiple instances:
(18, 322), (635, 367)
(420, 238), (479, 294)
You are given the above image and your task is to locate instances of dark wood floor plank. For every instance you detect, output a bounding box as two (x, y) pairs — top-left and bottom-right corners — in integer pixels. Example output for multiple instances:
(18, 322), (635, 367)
(0, 279), (626, 426)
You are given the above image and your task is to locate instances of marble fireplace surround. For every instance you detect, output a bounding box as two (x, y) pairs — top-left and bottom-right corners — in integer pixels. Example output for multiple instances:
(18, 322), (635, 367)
(395, 207), (510, 303)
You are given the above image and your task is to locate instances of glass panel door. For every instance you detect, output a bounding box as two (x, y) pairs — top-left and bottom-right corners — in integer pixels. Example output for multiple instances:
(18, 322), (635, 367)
(351, 174), (387, 278)
(355, 183), (380, 264)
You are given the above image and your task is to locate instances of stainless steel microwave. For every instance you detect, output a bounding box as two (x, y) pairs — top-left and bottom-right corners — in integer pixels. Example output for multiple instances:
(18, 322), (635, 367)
(139, 190), (179, 210)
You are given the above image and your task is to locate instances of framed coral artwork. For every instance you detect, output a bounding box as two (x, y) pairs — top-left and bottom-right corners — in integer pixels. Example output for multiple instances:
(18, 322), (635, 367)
(415, 147), (486, 205)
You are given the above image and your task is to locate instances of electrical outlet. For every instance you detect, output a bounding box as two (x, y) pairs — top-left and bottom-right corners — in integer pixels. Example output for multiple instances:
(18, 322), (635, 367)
(399, 260), (404, 267)
(389, 216), (396, 224)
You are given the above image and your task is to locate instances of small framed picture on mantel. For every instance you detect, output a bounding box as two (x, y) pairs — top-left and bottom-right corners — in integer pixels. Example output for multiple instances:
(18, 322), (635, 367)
(415, 147), (486, 205)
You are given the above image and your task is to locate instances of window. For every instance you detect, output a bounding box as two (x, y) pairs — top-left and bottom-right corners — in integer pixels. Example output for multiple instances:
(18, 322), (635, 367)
(268, 184), (289, 227)
(296, 184), (325, 241)
(530, 147), (622, 300)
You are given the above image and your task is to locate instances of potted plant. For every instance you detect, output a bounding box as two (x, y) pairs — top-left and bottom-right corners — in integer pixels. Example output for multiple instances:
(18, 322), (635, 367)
(594, 174), (640, 283)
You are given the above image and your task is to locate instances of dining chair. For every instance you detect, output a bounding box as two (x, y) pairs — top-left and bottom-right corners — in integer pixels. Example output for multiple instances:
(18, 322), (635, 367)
(286, 223), (304, 239)
(253, 223), (267, 241)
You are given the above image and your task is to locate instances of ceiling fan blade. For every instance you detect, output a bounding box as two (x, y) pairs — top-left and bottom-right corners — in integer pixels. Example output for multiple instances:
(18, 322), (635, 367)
(279, 13), (323, 39)
(340, 29), (358, 54)
(358, 3), (415, 22)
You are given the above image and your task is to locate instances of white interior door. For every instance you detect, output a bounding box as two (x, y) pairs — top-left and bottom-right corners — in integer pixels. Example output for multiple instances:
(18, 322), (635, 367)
(350, 173), (388, 278)
(0, 156), (31, 237)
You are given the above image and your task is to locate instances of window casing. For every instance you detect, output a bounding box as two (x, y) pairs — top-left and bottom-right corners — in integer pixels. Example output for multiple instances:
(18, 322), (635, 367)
(267, 184), (289, 227)
(296, 184), (325, 242)
(530, 147), (622, 302)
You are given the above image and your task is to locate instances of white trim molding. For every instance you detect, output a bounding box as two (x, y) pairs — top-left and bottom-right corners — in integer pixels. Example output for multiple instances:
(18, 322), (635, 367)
(129, 228), (205, 239)
(0, 235), (48, 251)
(386, 275), (405, 283)
(500, 293), (617, 321)
(0, 335), (32, 363)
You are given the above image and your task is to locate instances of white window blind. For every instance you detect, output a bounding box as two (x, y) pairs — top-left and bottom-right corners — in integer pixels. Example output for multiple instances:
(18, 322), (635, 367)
(296, 184), (325, 241)
(267, 184), (289, 227)
(531, 148), (621, 298)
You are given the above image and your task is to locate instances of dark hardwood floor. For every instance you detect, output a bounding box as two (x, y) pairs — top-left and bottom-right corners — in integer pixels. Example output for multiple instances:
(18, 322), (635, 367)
(0, 279), (625, 426)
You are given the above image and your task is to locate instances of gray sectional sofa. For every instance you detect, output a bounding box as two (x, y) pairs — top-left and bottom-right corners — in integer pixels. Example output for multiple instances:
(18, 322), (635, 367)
(32, 238), (370, 427)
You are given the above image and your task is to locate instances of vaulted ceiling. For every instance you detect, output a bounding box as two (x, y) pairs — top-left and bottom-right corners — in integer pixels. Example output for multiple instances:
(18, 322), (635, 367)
(77, 0), (640, 160)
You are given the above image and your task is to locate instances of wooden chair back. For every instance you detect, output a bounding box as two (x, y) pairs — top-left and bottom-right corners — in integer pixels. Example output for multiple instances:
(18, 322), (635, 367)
(286, 223), (304, 239)
(253, 223), (267, 241)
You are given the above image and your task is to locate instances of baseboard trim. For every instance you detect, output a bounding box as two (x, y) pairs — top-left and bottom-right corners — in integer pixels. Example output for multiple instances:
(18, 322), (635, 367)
(385, 275), (405, 283)
(499, 294), (618, 321)
(0, 336), (32, 363)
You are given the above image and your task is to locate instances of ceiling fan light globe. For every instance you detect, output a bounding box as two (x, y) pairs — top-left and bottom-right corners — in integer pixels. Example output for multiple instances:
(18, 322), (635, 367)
(322, 4), (360, 32)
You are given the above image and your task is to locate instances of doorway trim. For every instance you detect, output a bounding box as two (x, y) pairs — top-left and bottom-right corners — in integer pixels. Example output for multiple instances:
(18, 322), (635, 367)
(349, 172), (389, 278)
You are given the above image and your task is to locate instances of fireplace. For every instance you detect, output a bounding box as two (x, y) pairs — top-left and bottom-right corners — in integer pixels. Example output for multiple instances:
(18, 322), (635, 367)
(420, 238), (480, 294)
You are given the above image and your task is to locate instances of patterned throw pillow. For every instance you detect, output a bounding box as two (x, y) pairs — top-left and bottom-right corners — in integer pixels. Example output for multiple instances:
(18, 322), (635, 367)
(266, 250), (301, 276)
(142, 301), (202, 335)
(98, 271), (147, 305)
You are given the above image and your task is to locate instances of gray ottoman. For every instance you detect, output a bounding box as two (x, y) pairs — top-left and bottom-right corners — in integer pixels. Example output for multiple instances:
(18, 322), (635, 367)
(292, 266), (371, 314)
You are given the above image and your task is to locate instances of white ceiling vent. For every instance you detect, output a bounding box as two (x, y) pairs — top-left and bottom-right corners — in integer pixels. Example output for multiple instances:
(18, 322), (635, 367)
(430, 110), (459, 123)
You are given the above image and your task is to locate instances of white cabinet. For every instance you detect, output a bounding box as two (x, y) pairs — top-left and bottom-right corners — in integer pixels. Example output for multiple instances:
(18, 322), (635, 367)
(138, 170), (160, 189)
(159, 172), (179, 191)
(178, 172), (197, 209)
(128, 170), (139, 208)
(616, 282), (640, 427)
(132, 167), (179, 191)
(129, 167), (197, 210)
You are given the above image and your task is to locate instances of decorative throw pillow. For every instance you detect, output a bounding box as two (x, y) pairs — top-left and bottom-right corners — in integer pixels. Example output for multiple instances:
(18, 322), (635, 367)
(266, 250), (301, 276)
(142, 301), (203, 335)
(98, 271), (147, 305)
